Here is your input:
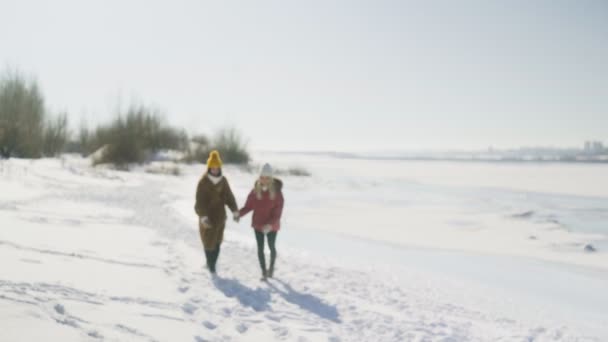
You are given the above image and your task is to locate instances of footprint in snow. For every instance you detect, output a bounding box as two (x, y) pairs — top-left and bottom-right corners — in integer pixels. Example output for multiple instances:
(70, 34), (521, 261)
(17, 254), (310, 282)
(150, 241), (168, 247)
(221, 307), (232, 317)
(202, 321), (217, 330)
(236, 323), (249, 334)
(182, 303), (198, 315)
(272, 326), (290, 339)
(54, 304), (66, 315)
(88, 331), (103, 339)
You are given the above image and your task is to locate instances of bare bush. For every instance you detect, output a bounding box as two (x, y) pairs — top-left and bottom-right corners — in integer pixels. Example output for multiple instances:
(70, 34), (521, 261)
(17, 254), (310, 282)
(91, 104), (187, 168)
(0, 69), (45, 158)
(211, 126), (250, 165)
(42, 113), (69, 157)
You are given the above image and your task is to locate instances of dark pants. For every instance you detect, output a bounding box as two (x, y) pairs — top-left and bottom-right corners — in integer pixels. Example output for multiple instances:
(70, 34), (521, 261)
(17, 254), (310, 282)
(204, 244), (221, 273)
(255, 231), (277, 274)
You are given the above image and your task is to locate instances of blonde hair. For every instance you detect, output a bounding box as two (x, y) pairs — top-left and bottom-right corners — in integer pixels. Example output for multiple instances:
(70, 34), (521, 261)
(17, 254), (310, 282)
(255, 177), (277, 200)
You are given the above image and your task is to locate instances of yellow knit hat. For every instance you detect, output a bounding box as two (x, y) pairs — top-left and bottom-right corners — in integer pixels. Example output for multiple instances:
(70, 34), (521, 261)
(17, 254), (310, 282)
(207, 150), (223, 168)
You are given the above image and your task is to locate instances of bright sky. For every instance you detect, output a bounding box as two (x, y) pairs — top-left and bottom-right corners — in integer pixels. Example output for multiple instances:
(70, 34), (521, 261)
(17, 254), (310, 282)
(1, 0), (606, 152)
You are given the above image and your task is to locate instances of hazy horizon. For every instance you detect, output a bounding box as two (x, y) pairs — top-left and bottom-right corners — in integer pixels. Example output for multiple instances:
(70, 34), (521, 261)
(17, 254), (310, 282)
(254, 141), (603, 154)
(1, 0), (606, 151)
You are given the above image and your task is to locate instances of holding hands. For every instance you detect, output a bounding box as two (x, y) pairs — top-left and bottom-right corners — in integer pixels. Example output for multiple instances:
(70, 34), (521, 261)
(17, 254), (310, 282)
(233, 211), (240, 223)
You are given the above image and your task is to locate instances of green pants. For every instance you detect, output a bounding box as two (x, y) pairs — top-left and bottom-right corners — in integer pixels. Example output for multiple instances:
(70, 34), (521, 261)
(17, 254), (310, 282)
(255, 231), (277, 274)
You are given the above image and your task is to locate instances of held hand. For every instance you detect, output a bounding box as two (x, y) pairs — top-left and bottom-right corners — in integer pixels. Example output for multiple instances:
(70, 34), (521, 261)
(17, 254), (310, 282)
(200, 216), (211, 229)
(232, 211), (240, 223)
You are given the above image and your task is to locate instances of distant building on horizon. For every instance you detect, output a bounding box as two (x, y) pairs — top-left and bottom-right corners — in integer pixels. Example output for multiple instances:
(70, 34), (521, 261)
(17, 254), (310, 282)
(584, 140), (604, 154)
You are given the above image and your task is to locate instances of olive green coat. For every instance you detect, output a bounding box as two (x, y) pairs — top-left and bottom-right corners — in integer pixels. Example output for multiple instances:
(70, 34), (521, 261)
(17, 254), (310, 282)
(194, 174), (238, 250)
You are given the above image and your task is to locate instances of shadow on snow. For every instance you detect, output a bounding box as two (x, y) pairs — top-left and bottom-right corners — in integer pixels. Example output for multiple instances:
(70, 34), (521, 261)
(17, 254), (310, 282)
(212, 277), (341, 323)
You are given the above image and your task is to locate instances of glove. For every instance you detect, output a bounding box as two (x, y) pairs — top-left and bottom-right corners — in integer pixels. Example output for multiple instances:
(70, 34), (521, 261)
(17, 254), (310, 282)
(199, 216), (211, 229)
(263, 224), (272, 234)
(232, 211), (240, 223)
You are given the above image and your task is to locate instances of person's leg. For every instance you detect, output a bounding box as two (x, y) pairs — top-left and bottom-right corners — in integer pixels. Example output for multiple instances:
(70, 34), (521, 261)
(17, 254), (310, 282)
(210, 243), (221, 273)
(210, 224), (225, 273)
(200, 225), (214, 271)
(204, 250), (213, 271)
(198, 224), (206, 248)
(255, 230), (267, 277)
(267, 232), (278, 277)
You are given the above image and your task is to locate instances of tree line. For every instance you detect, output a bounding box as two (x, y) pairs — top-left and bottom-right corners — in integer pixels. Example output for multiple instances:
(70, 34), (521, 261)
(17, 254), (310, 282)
(0, 69), (249, 168)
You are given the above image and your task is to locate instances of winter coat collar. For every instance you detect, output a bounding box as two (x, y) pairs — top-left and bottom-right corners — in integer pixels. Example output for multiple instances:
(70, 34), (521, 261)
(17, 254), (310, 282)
(206, 174), (224, 185)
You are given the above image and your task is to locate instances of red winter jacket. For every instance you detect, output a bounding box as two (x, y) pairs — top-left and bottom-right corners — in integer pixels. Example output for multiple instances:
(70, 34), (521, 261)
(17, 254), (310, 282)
(239, 179), (284, 232)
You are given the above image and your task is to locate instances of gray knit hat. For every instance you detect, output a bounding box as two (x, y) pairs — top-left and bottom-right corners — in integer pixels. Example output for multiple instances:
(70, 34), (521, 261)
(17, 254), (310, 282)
(260, 163), (273, 177)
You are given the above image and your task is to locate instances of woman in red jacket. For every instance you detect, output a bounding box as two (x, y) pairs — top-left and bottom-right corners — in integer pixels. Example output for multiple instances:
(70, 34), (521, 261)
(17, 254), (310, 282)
(239, 163), (284, 280)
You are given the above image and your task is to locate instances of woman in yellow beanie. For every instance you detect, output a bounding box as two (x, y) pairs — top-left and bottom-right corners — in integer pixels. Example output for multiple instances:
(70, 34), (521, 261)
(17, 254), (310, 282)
(194, 150), (240, 274)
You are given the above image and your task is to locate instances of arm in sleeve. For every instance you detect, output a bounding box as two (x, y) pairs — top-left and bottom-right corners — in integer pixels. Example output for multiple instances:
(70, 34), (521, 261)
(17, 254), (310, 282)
(239, 191), (256, 218)
(269, 191), (284, 225)
(224, 180), (238, 213)
(194, 180), (207, 217)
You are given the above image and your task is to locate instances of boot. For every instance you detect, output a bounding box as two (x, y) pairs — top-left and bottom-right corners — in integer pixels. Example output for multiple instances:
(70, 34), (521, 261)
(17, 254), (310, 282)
(204, 250), (215, 274)
(212, 245), (221, 273)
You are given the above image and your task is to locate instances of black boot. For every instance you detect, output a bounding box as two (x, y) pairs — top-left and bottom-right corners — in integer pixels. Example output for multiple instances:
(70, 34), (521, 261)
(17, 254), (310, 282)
(204, 250), (215, 274)
(211, 245), (221, 274)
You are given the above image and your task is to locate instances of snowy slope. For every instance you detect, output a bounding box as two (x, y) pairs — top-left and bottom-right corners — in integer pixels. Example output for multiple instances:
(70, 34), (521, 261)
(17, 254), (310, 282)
(1, 156), (607, 341)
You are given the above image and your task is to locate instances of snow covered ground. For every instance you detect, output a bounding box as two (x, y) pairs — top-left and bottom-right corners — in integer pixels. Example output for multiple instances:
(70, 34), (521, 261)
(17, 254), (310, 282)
(1, 154), (607, 341)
